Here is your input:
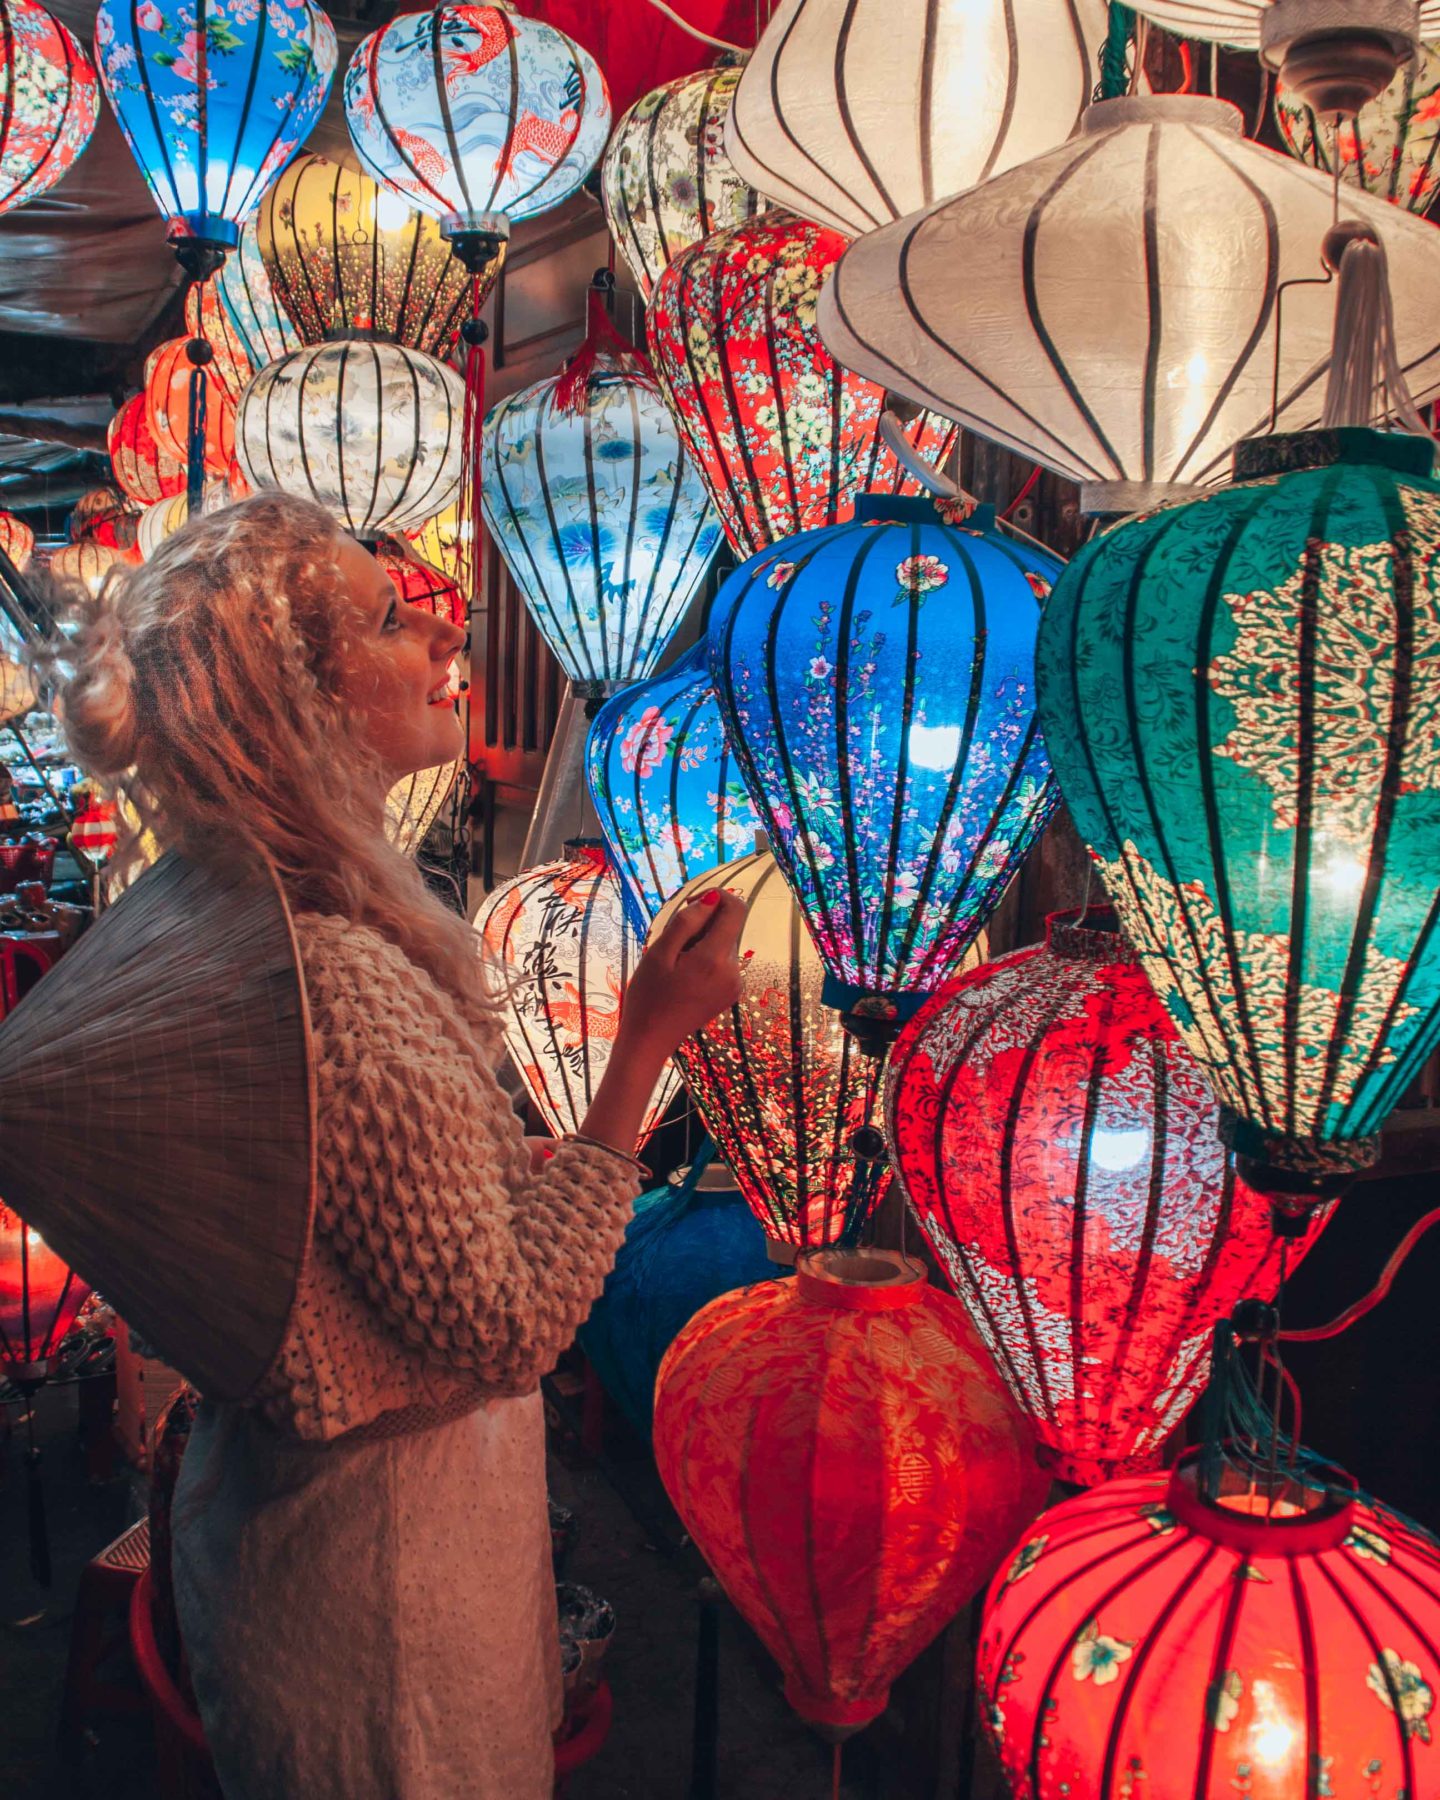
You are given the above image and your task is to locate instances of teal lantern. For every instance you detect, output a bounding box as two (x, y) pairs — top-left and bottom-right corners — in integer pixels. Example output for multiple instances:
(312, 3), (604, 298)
(1037, 427), (1440, 1213)
(712, 492), (1059, 1022)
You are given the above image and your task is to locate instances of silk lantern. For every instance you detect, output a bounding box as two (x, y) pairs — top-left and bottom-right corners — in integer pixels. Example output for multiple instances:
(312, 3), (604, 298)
(482, 300), (721, 688)
(108, 393), (186, 507)
(135, 485), (232, 561)
(1278, 42), (1440, 214)
(47, 540), (127, 595)
(601, 64), (763, 300)
(577, 1155), (777, 1436)
(473, 841), (679, 1143)
(69, 795), (118, 864)
(144, 337), (236, 477)
(254, 151), (497, 354)
(0, 510), (33, 571)
(68, 485), (134, 551)
(0, 0), (99, 218)
(344, 3), (610, 265)
(1130, 0), (1440, 49)
(404, 500), (470, 588)
(1038, 427), (1440, 1210)
(375, 537), (465, 627)
(726, 0), (1106, 238)
(236, 340), (465, 540)
(885, 908), (1330, 1486)
(183, 278), (252, 402)
(0, 1201), (90, 1380)
(586, 640), (761, 932)
(712, 494), (1058, 1018)
(978, 1458), (1440, 1799)
(819, 95), (1440, 515)
(94, 0), (335, 257)
(652, 850), (894, 1249)
(217, 221), (301, 370)
(386, 760), (461, 858)
(648, 212), (958, 557)
(655, 1247), (1048, 1732)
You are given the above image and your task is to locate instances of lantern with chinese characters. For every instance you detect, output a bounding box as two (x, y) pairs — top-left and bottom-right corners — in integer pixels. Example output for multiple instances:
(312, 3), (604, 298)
(653, 850), (902, 1248)
(977, 1458), (1440, 1799)
(655, 1247), (1048, 1732)
(217, 221), (301, 370)
(587, 641), (761, 931)
(108, 393), (186, 507)
(94, 0), (336, 257)
(144, 338), (237, 478)
(1038, 427), (1440, 1210)
(375, 538), (464, 627)
(819, 95), (1440, 514)
(343, 4), (610, 266)
(254, 151), (497, 354)
(1278, 42), (1440, 215)
(0, 0), (99, 218)
(236, 341), (465, 540)
(47, 540), (128, 596)
(0, 1200), (90, 1380)
(601, 65), (763, 300)
(712, 494), (1057, 1020)
(726, 0), (1105, 237)
(885, 909), (1330, 1485)
(577, 1155), (777, 1436)
(482, 302), (720, 688)
(648, 212), (958, 556)
(0, 511), (34, 572)
(472, 841), (680, 1143)
(136, 485), (232, 562)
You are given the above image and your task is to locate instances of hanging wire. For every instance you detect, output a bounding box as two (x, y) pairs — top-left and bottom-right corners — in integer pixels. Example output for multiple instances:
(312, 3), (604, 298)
(640, 0), (746, 52)
(1280, 1204), (1440, 1342)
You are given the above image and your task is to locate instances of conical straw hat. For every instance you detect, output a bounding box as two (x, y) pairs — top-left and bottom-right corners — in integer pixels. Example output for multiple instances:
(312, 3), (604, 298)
(0, 851), (315, 1402)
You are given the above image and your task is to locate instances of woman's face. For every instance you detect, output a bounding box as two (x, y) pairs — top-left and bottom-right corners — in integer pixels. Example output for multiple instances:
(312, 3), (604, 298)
(331, 534), (467, 780)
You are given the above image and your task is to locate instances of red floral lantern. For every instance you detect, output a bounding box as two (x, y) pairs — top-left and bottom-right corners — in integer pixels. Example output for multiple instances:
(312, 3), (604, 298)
(69, 484), (138, 556)
(655, 1247), (1047, 1732)
(0, 0), (100, 220)
(374, 538), (466, 628)
(0, 1200), (90, 1380)
(108, 393), (186, 507)
(978, 1457), (1440, 1799)
(0, 510), (34, 571)
(884, 909), (1329, 1485)
(144, 337), (236, 477)
(646, 211), (958, 557)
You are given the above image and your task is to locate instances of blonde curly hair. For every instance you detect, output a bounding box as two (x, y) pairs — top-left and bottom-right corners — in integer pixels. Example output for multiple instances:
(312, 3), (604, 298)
(54, 491), (488, 1007)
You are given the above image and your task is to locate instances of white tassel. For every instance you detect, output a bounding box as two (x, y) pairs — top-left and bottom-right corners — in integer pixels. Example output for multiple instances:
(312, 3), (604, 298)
(1321, 231), (1432, 437)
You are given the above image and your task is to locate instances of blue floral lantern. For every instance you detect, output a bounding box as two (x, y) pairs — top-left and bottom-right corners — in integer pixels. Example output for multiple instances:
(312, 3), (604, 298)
(94, 0), (336, 260)
(711, 492), (1060, 1024)
(216, 218), (301, 370)
(483, 295), (722, 691)
(577, 1150), (778, 1438)
(586, 640), (761, 932)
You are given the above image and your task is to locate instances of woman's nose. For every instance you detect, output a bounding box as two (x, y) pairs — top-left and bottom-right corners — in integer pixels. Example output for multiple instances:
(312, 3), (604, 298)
(431, 611), (466, 657)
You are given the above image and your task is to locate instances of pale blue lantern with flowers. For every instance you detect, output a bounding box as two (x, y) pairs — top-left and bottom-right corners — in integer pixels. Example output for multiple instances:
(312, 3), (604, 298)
(482, 293), (722, 691)
(711, 493), (1060, 1027)
(94, 0), (336, 258)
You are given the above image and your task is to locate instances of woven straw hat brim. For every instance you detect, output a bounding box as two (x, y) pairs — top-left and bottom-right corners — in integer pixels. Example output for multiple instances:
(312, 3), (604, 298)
(0, 851), (316, 1402)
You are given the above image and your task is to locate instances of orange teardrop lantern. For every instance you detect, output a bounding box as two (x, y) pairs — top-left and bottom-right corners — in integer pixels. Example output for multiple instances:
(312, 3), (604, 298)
(108, 393), (186, 506)
(654, 1247), (1047, 1732)
(144, 337), (237, 476)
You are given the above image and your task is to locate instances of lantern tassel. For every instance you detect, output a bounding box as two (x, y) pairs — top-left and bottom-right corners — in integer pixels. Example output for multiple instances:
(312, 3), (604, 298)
(554, 280), (655, 416)
(1321, 229), (1432, 437)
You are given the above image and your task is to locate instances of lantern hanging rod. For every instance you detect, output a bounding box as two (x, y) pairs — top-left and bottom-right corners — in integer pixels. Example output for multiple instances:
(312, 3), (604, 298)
(877, 411), (1058, 558)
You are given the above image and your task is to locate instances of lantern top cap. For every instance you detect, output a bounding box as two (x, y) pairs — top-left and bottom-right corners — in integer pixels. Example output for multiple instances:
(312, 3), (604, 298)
(1043, 906), (1131, 964)
(1233, 425), (1438, 482)
(1167, 1453), (1357, 1554)
(1079, 95), (1243, 137)
(796, 1247), (927, 1311)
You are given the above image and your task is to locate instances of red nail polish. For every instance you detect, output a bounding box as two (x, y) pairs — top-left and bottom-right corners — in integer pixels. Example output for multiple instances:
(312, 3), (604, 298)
(700, 889), (721, 907)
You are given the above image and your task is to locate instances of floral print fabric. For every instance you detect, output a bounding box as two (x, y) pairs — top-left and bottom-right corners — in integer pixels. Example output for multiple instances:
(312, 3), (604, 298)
(0, 0), (98, 218)
(1277, 43), (1440, 213)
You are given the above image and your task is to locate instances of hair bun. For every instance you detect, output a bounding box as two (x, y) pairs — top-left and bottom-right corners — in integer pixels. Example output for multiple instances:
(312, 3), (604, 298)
(58, 596), (141, 779)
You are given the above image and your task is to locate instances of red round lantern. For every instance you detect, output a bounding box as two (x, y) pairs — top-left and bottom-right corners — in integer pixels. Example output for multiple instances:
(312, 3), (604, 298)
(69, 795), (118, 864)
(0, 1200), (90, 1380)
(654, 1247), (1047, 1733)
(977, 1458), (1440, 1799)
(0, 0), (100, 220)
(108, 393), (186, 506)
(374, 538), (466, 628)
(0, 510), (34, 571)
(884, 909), (1329, 1486)
(144, 337), (237, 476)
(69, 484), (138, 555)
(646, 211), (958, 557)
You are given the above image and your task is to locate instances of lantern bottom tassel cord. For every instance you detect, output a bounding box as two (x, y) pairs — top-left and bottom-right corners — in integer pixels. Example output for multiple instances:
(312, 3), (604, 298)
(554, 272), (654, 414)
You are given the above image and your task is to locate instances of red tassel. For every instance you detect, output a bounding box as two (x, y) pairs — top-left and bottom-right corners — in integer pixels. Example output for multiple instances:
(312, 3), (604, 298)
(553, 285), (655, 415)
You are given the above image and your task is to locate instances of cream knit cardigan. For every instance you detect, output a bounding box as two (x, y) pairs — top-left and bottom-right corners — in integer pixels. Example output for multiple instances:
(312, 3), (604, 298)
(253, 913), (645, 1442)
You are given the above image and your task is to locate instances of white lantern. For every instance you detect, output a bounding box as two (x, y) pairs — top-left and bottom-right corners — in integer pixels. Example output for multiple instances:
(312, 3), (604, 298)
(819, 95), (1440, 514)
(136, 486), (232, 562)
(1131, 0), (1439, 47)
(236, 341), (464, 539)
(724, 0), (1108, 238)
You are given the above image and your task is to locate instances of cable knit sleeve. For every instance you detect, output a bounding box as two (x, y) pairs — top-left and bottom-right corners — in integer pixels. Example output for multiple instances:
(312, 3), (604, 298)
(293, 913), (644, 1397)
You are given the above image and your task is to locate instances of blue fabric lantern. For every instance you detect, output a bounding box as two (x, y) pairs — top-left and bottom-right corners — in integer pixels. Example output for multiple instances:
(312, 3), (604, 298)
(586, 641), (762, 933)
(217, 219), (300, 370)
(482, 297), (721, 690)
(577, 1151), (778, 1437)
(94, 0), (336, 254)
(711, 492), (1060, 1016)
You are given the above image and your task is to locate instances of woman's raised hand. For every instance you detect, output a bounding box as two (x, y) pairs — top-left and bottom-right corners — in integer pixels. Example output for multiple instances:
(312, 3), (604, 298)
(619, 890), (746, 1057)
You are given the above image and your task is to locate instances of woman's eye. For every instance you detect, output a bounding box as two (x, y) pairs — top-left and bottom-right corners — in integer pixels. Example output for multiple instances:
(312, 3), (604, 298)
(382, 600), (399, 632)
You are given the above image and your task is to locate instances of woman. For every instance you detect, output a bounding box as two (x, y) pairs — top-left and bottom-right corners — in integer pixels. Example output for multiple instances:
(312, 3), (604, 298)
(58, 492), (744, 1799)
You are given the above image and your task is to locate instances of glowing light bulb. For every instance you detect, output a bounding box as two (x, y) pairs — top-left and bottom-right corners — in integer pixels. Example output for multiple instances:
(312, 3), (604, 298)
(1088, 1125), (1151, 1172)
(908, 722), (962, 772)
